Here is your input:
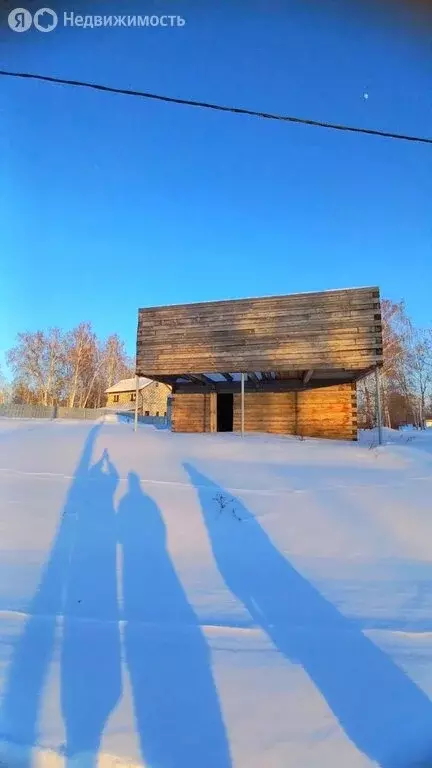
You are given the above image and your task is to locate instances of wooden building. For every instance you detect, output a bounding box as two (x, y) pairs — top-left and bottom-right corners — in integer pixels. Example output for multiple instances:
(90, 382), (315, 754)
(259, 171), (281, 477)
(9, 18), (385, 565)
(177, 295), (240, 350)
(136, 287), (383, 440)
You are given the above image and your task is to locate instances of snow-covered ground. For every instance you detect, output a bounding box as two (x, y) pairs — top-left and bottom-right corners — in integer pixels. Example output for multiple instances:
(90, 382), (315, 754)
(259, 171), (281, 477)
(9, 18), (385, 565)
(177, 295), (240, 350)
(0, 419), (432, 768)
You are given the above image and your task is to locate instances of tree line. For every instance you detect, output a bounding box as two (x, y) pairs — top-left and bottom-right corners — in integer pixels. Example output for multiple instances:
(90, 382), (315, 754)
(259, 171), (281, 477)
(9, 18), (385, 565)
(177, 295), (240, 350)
(1, 323), (134, 409)
(358, 299), (432, 429)
(1, 299), (431, 425)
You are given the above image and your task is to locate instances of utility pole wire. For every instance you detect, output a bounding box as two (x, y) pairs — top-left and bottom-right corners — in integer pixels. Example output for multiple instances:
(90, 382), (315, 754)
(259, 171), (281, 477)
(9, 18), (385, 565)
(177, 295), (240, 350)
(1, 69), (431, 145)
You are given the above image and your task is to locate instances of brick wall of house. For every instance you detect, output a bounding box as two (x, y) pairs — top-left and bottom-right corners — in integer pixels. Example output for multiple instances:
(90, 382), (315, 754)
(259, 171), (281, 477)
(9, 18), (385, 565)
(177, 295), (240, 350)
(106, 382), (171, 417)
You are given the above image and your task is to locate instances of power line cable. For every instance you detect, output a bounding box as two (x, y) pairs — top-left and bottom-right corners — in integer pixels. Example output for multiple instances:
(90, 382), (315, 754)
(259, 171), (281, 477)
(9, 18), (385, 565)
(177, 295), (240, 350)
(1, 69), (431, 145)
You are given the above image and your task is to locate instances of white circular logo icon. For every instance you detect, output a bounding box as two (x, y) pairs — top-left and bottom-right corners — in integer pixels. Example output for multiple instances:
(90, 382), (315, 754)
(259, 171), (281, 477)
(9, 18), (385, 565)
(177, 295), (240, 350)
(33, 7), (58, 31)
(8, 7), (32, 31)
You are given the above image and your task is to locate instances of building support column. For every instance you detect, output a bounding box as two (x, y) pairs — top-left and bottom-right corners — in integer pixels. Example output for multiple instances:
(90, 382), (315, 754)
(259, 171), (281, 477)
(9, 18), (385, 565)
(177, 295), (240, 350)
(241, 372), (245, 437)
(375, 366), (383, 446)
(134, 375), (139, 432)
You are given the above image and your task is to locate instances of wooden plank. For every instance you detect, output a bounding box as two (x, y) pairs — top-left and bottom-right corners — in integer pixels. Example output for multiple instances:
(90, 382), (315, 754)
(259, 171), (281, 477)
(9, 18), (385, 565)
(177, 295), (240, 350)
(137, 335), (383, 353)
(209, 392), (217, 433)
(182, 375), (203, 385)
(141, 357), (382, 376)
(140, 323), (382, 336)
(138, 336), (382, 352)
(139, 311), (382, 334)
(139, 343), (382, 359)
(190, 374), (212, 385)
(137, 287), (382, 377)
(173, 378), (355, 394)
(139, 309), (381, 333)
(247, 372), (260, 386)
(138, 317), (383, 337)
(183, 374), (206, 386)
(138, 287), (379, 316)
(137, 291), (380, 318)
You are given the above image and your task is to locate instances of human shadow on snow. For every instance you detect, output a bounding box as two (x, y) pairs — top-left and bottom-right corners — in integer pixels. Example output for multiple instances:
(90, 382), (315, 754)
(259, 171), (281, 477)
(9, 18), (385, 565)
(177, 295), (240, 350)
(60, 446), (121, 764)
(0, 427), (122, 768)
(1, 432), (231, 768)
(117, 471), (232, 768)
(184, 462), (432, 768)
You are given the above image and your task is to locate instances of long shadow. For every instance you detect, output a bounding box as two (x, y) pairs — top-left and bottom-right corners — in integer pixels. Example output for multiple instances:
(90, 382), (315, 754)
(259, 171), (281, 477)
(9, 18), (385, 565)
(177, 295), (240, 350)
(0, 426), (100, 763)
(184, 462), (432, 768)
(61, 448), (122, 765)
(0, 427), (122, 768)
(117, 472), (232, 768)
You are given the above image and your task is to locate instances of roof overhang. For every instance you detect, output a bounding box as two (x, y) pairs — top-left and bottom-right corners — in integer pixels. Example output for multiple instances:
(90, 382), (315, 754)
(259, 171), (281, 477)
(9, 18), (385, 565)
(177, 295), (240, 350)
(143, 366), (378, 394)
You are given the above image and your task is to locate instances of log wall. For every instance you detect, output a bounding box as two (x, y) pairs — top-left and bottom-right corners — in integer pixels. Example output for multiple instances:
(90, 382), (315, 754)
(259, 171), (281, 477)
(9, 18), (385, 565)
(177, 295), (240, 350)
(171, 393), (212, 433)
(172, 384), (357, 440)
(233, 392), (297, 435)
(137, 287), (382, 376)
(233, 384), (357, 440)
(296, 384), (357, 440)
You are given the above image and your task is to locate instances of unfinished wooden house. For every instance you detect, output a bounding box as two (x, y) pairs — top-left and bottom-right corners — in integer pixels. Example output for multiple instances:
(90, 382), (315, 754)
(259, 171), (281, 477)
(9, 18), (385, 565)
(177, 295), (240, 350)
(136, 287), (383, 440)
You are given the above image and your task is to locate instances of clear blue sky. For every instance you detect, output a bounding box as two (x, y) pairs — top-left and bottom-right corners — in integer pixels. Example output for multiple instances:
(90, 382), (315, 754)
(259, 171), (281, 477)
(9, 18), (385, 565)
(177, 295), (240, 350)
(1, 0), (431, 371)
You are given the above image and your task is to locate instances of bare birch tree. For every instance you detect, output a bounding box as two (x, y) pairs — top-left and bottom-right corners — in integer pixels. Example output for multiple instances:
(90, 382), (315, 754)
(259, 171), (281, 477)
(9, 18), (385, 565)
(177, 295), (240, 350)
(0, 364), (8, 405)
(65, 323), (97, 408)
(7, 329), (65, 406)
(357, 299), (431, 430)
(102, 335), (132, 389)
(408, 327), (432, 427)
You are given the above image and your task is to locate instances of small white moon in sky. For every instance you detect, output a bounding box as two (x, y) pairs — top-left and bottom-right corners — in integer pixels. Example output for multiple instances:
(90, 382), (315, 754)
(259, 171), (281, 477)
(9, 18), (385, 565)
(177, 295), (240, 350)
(363, 92), (369, 100)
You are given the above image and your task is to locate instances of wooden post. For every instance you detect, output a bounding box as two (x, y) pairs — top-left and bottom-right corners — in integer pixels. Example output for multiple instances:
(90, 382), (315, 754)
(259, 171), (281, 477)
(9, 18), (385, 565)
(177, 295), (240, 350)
(134, 375), (139, 432)
(241, 373), (245, 437)
(375, 366), (383, 445)
(209, 392), (217, 433)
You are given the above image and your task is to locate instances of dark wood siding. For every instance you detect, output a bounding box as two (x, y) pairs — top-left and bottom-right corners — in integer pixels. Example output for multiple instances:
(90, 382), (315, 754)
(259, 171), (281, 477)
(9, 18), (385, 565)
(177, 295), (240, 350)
(137, 287), (382, 376)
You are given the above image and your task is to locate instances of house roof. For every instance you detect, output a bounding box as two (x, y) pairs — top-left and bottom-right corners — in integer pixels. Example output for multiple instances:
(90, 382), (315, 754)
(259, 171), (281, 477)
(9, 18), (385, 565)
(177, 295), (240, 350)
(105, 376), (153, 394)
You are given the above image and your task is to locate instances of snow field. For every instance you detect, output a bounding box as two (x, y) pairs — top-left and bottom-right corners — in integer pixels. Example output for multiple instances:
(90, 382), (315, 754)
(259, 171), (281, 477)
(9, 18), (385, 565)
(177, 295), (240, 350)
(0, 420), (432, 767)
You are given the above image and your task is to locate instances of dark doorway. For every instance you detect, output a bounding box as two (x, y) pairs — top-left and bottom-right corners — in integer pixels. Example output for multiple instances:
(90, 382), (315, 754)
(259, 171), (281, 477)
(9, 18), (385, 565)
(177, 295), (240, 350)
(217, 394), (233, 432)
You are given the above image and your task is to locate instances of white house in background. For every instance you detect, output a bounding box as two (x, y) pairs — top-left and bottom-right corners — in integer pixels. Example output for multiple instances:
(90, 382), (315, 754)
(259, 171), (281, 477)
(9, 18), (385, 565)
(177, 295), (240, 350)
(105, 376), (171, 417)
